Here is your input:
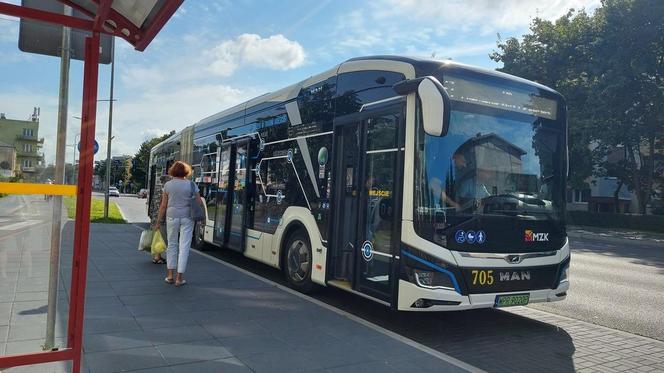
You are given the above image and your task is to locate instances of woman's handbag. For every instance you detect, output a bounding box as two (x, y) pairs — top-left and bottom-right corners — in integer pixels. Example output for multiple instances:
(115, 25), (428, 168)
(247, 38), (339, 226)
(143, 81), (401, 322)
(151, 230), (166, 255)
(138, 230), (153, 251)
(190, 181), (205, 222)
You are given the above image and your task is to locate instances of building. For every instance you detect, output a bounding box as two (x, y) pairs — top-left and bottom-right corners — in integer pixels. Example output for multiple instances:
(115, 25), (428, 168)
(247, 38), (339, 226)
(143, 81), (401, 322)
(567, 177), (633, 213)
(0, 109), (44, 177)
(0, 140), (16, 178)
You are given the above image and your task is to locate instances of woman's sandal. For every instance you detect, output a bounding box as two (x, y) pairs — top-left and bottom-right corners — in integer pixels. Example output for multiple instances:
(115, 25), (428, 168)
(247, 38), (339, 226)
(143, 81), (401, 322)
(164, 277), (175, 284)
(153, 258), (166, 264)
(175, 280), (187, 287)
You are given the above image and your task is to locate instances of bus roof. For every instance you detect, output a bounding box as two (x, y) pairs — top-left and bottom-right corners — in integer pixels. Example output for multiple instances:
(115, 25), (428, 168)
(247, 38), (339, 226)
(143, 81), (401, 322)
(152, 55), (562, 151)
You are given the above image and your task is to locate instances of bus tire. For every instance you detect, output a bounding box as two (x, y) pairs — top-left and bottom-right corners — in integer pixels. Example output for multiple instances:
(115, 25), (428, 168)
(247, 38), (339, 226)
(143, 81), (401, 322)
(283, 229), (316, 293)
(192, 220), (207, 250)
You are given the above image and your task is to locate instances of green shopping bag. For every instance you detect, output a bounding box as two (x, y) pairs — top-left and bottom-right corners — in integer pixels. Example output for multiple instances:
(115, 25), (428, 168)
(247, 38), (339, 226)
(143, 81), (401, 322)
(151, 230), (166, 255)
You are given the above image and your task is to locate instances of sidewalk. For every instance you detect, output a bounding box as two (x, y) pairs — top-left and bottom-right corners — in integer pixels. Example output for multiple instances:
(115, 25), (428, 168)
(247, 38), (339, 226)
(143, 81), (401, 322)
(6, 223), (474, 372)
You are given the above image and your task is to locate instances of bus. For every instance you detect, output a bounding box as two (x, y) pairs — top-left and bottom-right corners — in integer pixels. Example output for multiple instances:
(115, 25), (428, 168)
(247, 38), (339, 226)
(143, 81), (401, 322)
(147, 56), (569, 311)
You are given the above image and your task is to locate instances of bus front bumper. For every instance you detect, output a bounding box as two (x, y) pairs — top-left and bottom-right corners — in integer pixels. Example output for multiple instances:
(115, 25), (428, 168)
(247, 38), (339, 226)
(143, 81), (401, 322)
(397, 279), (569, 311)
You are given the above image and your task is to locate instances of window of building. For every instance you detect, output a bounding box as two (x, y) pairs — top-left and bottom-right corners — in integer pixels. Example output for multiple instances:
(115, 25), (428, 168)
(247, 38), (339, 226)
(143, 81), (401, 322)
(22, 159), (32, 167)
(23, 128), (34, 137)
(22, 143), (33, 152)
(569, 188), (590, 203)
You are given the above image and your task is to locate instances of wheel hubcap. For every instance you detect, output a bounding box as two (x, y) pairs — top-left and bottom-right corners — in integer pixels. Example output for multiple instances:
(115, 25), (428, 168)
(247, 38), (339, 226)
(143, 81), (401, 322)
(287, 239), (309, 283)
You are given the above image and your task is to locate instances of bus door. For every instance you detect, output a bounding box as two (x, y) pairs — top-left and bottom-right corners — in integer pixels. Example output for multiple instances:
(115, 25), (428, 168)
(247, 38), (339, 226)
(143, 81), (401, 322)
(226, 140), (250, 252)
(214, 143), (233, 245)
(331, 100), (403, 303)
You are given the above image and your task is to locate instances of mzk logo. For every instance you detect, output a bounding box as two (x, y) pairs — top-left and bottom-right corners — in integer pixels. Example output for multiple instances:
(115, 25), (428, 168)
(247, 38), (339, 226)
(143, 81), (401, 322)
(524, 229), (549, 242)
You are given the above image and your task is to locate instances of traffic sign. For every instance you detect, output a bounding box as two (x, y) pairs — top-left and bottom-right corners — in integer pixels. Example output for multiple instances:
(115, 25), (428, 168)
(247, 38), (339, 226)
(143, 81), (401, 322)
(18, 0), (112, 64)
(78, 140), (99, 155)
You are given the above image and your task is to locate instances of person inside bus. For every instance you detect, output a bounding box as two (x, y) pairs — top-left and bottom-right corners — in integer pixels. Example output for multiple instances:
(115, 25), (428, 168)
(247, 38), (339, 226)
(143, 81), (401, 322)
(440, 152), (491, 213)
(154, 161), (203, 287)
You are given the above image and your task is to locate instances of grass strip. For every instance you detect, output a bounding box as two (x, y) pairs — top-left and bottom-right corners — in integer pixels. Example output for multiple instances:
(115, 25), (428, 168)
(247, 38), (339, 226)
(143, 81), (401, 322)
(63, 197), (126, 224)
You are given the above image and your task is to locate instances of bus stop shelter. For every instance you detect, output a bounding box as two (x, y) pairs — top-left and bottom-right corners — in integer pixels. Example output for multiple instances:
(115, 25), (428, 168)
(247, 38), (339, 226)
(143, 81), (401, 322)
(0, 1), (182, 371)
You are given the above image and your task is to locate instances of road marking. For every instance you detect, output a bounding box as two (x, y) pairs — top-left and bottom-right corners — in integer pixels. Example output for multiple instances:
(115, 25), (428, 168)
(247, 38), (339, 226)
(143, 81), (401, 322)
(0, 220), (42, 231)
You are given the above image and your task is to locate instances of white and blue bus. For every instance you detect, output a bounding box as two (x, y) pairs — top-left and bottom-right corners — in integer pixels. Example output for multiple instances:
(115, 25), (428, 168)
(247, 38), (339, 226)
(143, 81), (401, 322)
(147, 56), (570, 311)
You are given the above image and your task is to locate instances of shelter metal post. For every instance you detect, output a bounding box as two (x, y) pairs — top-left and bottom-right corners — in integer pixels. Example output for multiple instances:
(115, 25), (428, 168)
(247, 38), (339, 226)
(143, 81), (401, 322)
(67, 32), (100, 373)
(44, 4), (72, 351)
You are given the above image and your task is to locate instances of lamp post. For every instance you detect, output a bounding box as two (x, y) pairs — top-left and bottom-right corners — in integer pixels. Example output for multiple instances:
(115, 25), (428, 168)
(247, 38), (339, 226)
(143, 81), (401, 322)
(104, 37), (115, 219)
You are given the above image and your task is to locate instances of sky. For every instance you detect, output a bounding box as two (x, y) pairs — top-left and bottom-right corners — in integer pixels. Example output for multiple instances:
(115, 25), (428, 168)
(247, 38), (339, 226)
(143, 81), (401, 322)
(0, 0), (601, 164)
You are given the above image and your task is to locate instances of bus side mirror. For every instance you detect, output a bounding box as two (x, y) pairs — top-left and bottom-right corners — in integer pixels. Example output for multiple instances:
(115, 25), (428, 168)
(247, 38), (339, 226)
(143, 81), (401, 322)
(393, 76), (451, 137)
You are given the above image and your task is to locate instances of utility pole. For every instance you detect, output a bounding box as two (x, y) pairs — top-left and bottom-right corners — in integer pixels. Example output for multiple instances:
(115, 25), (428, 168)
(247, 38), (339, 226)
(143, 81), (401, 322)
(45, 4), (71, 351)
(104, 37), (115, 219)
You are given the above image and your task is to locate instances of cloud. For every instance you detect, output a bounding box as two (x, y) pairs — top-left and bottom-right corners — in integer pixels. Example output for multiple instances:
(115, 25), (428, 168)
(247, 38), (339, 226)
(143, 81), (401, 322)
(207, 34), (306, 77)
(105, 83), (256, 158)
(328, 0), (601, 63)
(375, 0), (601, 32)
(0, 16), (19, 43)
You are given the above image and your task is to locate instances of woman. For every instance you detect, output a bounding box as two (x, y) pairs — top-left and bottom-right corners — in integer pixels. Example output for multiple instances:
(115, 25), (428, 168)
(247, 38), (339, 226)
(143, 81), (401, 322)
(151, 174), (172, 264)
(154, 161), (203, 287)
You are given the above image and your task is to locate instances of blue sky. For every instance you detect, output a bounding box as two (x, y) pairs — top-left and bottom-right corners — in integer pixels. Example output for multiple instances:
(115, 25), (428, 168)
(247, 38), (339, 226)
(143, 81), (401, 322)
(0, 0), (600, 164)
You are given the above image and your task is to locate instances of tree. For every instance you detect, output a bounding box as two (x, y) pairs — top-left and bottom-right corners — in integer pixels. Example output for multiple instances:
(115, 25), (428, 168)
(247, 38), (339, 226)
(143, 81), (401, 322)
(94, 157), (129, 188)
(491, 9), (599, 189)
(588, 0), (664, 213)
(491, 0), (664, 213)
(130, 131), (175, 189)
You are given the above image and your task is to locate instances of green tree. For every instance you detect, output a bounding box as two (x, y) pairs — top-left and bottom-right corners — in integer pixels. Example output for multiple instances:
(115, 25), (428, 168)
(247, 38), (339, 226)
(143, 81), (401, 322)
(491, 9), (599, 189)
(130, 131), (175, 189)
(491, 0), (664, 213)
(588, 0), (664, 213)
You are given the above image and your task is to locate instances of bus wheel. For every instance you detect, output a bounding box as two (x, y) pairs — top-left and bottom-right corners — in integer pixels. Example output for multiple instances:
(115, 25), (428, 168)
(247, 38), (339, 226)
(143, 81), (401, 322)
(192, 221), (206, 250)
(284, 230), (315, 293)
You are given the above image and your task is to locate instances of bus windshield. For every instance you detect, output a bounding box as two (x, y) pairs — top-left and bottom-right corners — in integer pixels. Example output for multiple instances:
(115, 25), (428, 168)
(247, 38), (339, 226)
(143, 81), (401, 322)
(414, 78), (566, 249)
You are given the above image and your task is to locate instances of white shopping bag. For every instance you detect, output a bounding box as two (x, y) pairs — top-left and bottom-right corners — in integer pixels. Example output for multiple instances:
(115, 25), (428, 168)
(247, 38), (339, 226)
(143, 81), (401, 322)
(138, 230), (154, 251)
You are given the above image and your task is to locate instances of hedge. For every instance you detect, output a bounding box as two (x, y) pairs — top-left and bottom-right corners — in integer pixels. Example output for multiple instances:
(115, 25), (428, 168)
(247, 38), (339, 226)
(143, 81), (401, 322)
(567, 211), (664, 233)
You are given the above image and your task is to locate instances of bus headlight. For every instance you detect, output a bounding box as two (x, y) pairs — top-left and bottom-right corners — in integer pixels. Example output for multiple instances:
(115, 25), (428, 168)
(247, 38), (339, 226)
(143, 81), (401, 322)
(402, 249), (460, 293)
(413, 269), (456, 290)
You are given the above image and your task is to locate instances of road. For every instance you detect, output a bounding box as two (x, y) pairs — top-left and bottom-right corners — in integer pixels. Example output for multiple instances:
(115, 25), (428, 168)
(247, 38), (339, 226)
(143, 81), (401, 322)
(532, 227), (664, 341)
(92, 192), (149, 223)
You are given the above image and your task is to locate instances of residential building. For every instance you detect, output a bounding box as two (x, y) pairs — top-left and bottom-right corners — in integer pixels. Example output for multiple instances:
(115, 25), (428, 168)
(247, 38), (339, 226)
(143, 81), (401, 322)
(0, 109), (44, 176)
(0, 140), (16, 178)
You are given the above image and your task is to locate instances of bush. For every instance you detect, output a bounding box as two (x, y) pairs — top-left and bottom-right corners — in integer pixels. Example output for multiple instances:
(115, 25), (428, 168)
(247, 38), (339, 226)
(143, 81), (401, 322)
(567, 211), (664, 233)
(651, 199), (664, 216)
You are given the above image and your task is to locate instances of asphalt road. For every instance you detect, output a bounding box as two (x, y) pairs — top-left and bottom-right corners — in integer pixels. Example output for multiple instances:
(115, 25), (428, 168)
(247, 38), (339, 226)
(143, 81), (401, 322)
(93, 192), (149, 223)
(532, 227), (664, 341)
(116, 196), (663, 340)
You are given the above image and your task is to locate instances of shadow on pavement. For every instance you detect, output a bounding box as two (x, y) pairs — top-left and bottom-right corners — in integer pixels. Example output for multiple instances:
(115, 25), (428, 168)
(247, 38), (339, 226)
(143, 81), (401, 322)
(206, 246), (577, 373)
(569, 233), (664, 270)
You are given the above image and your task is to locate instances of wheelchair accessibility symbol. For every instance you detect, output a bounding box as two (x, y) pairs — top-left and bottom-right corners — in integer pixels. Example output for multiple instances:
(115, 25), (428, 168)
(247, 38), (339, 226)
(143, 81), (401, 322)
(361, 241), (373, 261)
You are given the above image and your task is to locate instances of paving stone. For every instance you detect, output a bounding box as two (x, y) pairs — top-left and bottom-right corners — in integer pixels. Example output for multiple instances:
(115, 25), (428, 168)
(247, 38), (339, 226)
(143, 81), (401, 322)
(218, 333), (292, 356)
(199, 318), (267, 339)
(143, 324), (214, 345)
(85, 346), (168, 373)
(238, 350), (324, 373)
(83, 330), (153, 353)
(169, 357), (253, 373)
(4, 337), (66, 355)
(156, 339), (233, 365)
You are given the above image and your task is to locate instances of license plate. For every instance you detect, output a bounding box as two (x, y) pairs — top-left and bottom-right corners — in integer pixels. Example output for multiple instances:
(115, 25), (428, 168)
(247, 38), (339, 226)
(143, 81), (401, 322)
(495, 293), (530, 308)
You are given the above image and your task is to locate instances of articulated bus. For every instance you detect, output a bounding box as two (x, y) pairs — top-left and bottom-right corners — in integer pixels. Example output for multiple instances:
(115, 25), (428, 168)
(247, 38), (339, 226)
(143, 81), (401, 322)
(147, 56), (569, 311)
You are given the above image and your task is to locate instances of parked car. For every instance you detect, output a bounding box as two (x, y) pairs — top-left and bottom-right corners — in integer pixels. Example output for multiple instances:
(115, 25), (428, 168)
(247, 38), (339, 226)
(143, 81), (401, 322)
(108, 187), (120, 197)
(137, 189), (148, 198)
